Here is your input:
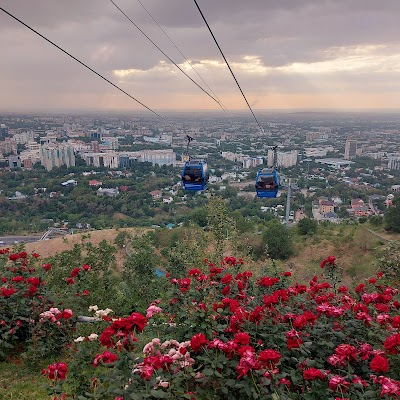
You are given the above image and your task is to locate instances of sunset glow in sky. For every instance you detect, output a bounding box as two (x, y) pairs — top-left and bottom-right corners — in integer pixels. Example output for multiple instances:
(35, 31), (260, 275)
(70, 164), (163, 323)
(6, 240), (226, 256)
(1, 0), (400, 112)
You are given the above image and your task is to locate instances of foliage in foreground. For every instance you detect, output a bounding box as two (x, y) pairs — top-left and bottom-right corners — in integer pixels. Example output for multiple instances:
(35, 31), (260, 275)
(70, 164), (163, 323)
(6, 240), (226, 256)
(1, 240), (400, 399)
(42, 256), (400, 399)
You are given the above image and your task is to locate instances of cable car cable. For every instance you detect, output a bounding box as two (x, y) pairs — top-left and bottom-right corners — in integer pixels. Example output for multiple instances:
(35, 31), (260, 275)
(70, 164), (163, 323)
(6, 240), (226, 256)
(0, 5), (212, 191)
(192, 0), (265, 133)
(109, 0), (226, 113)
(0, 6), (166, 121)
(136, 0), (230, 115)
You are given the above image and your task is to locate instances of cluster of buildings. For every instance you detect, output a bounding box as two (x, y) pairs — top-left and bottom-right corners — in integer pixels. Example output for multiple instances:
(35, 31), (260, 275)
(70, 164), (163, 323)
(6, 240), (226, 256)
(1, 126), (178, 171)
(80, 149), (176, 169)
(310, 195), (387, 223)
(221, 152), (264, 168)
(312, 198), (341, 223)
(221, 150), (298, 169)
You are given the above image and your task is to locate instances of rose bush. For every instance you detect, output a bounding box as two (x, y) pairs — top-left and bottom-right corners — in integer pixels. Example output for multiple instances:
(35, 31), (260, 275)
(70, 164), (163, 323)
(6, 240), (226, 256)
(0, 249), (77, 361)
(44, 255), (400, 399)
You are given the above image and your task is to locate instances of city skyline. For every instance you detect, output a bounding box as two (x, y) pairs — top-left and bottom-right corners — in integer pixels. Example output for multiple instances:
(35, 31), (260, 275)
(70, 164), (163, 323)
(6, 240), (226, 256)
(1, 0), (400, 112)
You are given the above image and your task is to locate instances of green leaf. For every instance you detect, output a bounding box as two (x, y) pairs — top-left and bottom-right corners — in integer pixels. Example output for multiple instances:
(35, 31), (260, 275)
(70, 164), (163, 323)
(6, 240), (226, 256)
(364, 390), (379, 398)
(202, 368), (214, 376)
(149, 389), (168, 398)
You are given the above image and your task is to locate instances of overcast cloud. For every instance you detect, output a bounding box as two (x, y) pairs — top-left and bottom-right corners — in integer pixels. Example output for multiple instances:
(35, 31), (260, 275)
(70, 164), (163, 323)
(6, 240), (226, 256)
(1, 0), (400, 112)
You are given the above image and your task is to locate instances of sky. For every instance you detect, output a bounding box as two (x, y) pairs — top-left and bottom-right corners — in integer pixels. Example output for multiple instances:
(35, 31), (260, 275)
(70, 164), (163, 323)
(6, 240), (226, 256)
(1, 0), (400, 113)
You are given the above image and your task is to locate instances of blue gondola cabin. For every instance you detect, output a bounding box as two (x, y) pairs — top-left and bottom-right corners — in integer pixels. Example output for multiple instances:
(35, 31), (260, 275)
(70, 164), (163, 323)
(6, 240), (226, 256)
(182, 160), (209, 191)
(255, 168), (279, 198)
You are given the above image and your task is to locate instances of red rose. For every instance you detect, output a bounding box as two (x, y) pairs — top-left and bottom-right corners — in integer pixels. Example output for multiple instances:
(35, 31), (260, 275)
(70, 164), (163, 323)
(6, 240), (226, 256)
(258, 349), (281, 368)
(221, 274), (233, 284)
(188, 268), (201, 276)
(128, 312), (148, 332)
(370, 355), (389, 373)
(258, 276), (280, 287)
(221, 285), (230, 295)
(27, 285), (37, 296)
(287, 337), (303, 350)
(384, 333), (400, 354)
(70, 268), (81, 278)
(329, 375), (350, 392)
(392, 316), (400, 328)
(303, 368), (326, 380)
(27, 277), (40, 287)
(209, 267), (222, 275)
(1, 287), (15, 297)
(41, 362), (68, 380)
(42, 263), (52, 272)
(335, 344), (357, 362)
(234, 332), (250, 345)
(93, 351), (118, 367)
(355, 284), (365, 293)
(190, 333), (208, 352)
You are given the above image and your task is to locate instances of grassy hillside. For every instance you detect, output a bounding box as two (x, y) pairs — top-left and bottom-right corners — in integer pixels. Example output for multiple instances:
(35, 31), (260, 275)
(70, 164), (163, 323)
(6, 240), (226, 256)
(23, 227), (150, 268)
(17, 223), (400, 282)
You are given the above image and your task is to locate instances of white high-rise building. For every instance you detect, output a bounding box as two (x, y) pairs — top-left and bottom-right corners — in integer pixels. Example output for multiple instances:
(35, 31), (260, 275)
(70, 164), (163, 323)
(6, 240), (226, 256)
(140, 149), (176, 166)
(81, 152), (120, 169)
(40, 143), (75, 171)
(267, 150), (298, 168)
(388, 158), (400, 170)
(344, 139), (357, 159)
(242, 157), (264, 169)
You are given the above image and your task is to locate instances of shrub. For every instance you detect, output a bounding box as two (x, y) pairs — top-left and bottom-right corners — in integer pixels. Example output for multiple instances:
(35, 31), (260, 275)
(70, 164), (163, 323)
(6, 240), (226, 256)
(297, 218), (318, 236)
(0, 249), (74, 361)
(47, 255), (400, 399)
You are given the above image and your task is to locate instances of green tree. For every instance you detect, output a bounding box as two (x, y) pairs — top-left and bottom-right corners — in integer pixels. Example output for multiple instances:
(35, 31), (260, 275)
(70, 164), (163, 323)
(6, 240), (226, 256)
(263, 221), (293, 260)
(369, 215), (383, 227)
(120, 234), (163, 313)
(384, 198), (400, 232)
(297, 218), (318, 236)
(206, 196), (232, 257)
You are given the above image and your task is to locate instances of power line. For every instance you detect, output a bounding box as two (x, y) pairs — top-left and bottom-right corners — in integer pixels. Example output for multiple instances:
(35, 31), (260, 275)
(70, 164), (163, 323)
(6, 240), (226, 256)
(136, 0), (230, 114)
(0, 6), (165, 120)
(193, 0), (265, 133)
(109, 0), (226, 113)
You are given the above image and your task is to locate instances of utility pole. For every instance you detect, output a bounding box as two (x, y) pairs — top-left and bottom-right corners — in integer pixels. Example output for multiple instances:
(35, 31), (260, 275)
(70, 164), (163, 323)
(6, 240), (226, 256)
(285, 178), (292, 226)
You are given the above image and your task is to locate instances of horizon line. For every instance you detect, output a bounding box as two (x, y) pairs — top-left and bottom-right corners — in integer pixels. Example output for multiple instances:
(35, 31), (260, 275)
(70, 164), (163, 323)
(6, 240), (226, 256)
(1, 107), (400, 115)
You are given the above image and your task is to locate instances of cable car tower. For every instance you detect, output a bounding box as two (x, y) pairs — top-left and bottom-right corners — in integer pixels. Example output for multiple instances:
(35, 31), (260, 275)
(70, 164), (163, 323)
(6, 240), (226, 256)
(181, 135), (209, 191)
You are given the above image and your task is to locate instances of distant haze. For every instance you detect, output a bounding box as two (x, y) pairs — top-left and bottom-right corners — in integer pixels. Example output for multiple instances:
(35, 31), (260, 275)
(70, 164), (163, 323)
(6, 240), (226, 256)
(1, 0), (400, 113)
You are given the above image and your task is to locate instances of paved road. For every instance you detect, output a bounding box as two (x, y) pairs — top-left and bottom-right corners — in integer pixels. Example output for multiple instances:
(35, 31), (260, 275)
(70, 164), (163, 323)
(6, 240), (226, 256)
(0, 235), (42, 246)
